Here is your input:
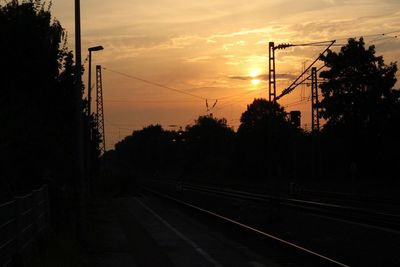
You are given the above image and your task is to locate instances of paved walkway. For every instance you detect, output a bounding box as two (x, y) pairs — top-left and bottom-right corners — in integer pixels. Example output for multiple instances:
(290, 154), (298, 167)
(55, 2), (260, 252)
(83, 197), (173, 267)
(82, 194), (277, 267)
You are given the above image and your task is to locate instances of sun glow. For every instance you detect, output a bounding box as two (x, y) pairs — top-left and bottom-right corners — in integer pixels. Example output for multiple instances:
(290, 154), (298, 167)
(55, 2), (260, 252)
(250, 69), (261, 86)
(250, 69), (260, 78)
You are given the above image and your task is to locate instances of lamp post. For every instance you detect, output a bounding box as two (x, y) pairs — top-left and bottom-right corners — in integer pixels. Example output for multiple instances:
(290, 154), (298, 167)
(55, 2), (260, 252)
(74, 1), (84, 182)
(87, 46), (103, 197)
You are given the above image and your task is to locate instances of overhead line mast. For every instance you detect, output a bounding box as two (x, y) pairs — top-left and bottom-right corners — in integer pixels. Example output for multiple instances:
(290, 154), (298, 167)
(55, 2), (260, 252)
(268, 42), (277, 102)
(311, 67), (320, 132)
(96, 65), (106, 156)
(268, 40), (336, 130)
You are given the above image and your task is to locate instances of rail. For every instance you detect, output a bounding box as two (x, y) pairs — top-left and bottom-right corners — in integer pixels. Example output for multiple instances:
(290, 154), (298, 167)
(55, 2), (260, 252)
(182, 183), (400, 231)
(143, 186), (351, 267)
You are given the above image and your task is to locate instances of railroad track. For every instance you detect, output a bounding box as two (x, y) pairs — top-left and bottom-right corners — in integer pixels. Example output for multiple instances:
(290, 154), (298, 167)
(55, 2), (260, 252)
(296, 188), (400, 213)
(176, 183), (400, 232)
(143, 186), (351, 267)
(142, 180), (400, 266)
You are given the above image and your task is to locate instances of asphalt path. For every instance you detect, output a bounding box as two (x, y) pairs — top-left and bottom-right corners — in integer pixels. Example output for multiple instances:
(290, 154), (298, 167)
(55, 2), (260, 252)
(121, 194), (281, 267)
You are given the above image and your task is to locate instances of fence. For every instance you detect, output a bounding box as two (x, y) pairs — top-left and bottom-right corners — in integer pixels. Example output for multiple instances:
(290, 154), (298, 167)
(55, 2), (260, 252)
(0, 185), (50, 267)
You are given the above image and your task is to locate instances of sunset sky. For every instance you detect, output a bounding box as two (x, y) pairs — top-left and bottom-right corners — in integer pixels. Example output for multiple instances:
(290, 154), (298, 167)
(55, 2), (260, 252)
(52, 0), (400, 149)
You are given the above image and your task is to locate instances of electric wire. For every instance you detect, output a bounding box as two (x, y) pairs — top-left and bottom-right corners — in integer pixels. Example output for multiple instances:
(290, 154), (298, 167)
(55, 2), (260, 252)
(102, 67), (265, 104)
(369, 35), (398, 43)
(104, 99), (201, 103)
(102, 67), (209, 101)
(214, 89), (264, 112)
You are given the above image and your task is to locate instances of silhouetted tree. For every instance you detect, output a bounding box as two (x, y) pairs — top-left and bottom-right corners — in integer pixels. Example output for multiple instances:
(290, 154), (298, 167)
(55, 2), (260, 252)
(185, 115), (234, 158)
(114, 125), (176, 178)
(236, 99), (301, 180)
(319, 37), (399, 179)
(320, 38), (398, 131)
(0, 1), (98, 195)
(184, 115), (234, 181)
(238, 99), (288, 131)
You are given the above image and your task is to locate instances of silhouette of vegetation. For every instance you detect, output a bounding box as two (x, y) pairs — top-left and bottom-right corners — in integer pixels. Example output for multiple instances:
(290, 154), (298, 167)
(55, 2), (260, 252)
(236, 99), (302, 181)
(185, 115), (234, 181)
(0, 1), (99, 199)
(104, 124), (178, 193)
(320, 37), (398, 131)
(319, 37), (399, 180)
(115, 125), (171, 175)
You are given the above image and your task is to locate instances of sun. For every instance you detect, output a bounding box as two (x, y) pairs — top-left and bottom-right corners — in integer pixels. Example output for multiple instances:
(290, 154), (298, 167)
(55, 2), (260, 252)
(250, 69), (261, 86)
(250, 69), (260, 78)
(251, 79), (261, 85)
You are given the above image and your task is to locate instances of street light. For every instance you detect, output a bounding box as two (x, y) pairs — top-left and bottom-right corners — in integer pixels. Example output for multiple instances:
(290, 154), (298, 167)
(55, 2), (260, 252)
(87, 45), (103, 197)
(88, 45), (104, 117)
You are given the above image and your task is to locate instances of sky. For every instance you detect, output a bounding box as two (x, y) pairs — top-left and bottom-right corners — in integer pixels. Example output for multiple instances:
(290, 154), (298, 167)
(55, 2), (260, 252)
(51, 0), (400, 150)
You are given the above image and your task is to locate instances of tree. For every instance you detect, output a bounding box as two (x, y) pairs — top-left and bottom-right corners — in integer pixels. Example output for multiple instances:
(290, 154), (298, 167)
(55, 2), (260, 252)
(319, 38), (398, 133)
(236, 99), (300, 180)
(114, 125), (175, 176)
(319, 38), (399, 179)
(185, 115), (234, 158)
(183, 115), (234, 181)
(238, 99), (288, 133)
(0, 1), (95, 194)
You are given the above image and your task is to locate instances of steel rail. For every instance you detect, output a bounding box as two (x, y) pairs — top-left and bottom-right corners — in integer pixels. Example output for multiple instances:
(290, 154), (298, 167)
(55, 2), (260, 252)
(143, 186), (351, 267)
(183, 183), (400, 230)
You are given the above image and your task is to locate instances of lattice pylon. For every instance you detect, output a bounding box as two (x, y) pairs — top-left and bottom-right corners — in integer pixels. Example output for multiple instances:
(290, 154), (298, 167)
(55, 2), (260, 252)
(269, 42), (276, 102)
(96, 65), (106, 155)
(311, 67), (320, 132)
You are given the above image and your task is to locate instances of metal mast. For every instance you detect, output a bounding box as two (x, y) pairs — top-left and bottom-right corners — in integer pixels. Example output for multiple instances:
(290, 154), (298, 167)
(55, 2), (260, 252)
(268, 42), (276, 102)
(96, 65), (106, 155)
(311, 67), (320, 131)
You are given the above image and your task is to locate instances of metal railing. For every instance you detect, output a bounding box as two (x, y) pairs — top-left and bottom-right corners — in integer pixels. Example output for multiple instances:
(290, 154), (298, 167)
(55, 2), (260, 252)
(0, 185), (50, 267)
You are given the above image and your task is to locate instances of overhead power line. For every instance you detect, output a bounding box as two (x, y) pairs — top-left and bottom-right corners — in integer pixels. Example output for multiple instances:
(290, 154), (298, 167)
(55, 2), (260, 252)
(276, 40), (336, 100)
(104, 99), (201, 103)
(215, 89), (264, 111)
(102, 67), (260, 104)
(369, 35), (398, 43)
(102, 67), (210, 101)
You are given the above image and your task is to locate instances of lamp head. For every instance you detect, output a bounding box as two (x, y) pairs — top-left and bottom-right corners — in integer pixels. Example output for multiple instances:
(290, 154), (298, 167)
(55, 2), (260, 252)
(88, 45), (104, 52)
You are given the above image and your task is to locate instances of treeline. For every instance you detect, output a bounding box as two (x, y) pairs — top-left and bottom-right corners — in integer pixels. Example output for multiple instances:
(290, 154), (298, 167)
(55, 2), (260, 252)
(107, 38), (400, 193)
(106, 101), (302, 186)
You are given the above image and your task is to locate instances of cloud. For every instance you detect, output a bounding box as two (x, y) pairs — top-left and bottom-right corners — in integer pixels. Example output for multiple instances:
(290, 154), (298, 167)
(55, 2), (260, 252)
(229, 73), (296, 81)
(184, 56), (212, 63)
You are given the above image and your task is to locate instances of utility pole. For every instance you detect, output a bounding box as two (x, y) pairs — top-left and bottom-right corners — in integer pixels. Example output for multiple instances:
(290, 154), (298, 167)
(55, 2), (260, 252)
(269, 41), (296, 102)
(311, 67), (320, 132)
(311, 67), (321, 180)
(96, 65), (106, 157)
(74, 0), (86, 241)
(74, 0), (84, 183)
(268, 42), (276, 102)
(268, 42), (279, 220)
